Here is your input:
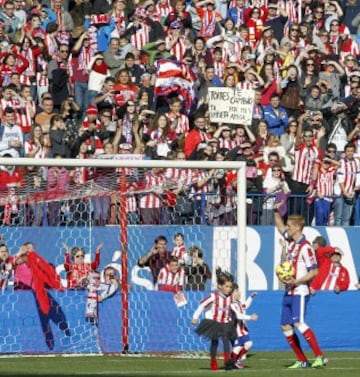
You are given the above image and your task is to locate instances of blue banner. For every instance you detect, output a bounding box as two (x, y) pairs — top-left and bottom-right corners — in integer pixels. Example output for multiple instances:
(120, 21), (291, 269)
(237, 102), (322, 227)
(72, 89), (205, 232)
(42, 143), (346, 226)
(0, 290), (358, 353)
(1, 226), (359, 291)
(0, 226), (359, 353)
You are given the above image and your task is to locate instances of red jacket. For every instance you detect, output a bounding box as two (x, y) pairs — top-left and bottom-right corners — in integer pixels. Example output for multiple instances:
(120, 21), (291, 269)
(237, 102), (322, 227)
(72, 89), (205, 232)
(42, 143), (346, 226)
(64, 252), (100, 289)
(184, 129), (211, 159)
(311, 246), (350, 292)
(0, 166), (24, 190)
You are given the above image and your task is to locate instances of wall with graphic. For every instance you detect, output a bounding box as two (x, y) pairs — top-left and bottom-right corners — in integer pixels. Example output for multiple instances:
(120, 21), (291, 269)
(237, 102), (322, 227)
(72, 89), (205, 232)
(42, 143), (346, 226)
(0, 226), (359, 354)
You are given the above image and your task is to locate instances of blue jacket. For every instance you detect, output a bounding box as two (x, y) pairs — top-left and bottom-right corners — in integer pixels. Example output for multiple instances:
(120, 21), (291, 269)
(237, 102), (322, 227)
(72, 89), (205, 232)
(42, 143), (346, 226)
(263, 105), (288, 137)
(84, 18), (116, 53)
(0, 11), (21, 37)
(40, 8), (57, 30)
(227, 7), (246, 25)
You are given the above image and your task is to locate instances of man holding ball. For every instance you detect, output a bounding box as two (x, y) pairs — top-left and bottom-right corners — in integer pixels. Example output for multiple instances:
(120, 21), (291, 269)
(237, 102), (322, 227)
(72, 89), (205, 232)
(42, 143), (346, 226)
(274, 210), (327, 369)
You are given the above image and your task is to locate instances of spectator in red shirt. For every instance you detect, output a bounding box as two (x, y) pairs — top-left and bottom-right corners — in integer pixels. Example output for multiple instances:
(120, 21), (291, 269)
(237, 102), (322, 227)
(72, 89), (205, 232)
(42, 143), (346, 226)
(311, 244), (350, 294)
(0, 150), (24, 190)
(63, 242), (102, 290)
(113, 68), (139, 107)
(184, 113), (212, 159)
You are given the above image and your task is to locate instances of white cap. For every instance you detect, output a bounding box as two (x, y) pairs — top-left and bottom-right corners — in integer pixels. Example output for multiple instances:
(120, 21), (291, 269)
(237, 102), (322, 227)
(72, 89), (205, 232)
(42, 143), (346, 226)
(332, 247), (344, 256)
(0, 149), (18, 158)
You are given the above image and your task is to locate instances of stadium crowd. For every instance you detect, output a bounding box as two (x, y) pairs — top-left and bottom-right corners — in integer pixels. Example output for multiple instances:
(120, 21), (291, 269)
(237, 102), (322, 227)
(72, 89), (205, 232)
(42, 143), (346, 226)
(0, 0), (360, 227)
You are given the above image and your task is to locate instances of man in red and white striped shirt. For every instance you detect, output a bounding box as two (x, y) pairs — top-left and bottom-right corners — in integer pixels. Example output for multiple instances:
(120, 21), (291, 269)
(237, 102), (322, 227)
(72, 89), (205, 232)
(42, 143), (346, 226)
(165, 20), (187, 61)
(288, 122), (321, 223)
(212, 48), (226, 80)
(138, 167), (167, 224)
(155, 0), (172, 24)
(16, 85), (36, 136)
(314, 155), (338, 226)
(165, 97), (189, 136)
(165, 151), (197, 186)
(274, 212), (326, 369)
(334, 143), (360, 226)
(127, 8), (150, 50)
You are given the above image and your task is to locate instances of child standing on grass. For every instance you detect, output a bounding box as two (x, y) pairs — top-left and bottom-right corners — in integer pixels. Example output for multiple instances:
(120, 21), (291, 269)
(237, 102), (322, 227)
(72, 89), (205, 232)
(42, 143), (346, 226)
(230, 285), (259, 368)
(191, 267), (236, 371)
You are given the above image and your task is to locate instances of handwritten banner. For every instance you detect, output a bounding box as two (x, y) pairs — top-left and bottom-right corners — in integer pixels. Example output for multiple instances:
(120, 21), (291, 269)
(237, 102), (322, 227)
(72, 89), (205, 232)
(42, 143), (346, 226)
(209, 87), (255, 125)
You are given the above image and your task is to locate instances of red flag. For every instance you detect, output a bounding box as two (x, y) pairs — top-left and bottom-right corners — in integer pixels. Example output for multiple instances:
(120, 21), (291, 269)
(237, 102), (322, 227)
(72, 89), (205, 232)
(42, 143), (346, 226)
(154, 59), (195, 113)
(27, 251), (64, 315)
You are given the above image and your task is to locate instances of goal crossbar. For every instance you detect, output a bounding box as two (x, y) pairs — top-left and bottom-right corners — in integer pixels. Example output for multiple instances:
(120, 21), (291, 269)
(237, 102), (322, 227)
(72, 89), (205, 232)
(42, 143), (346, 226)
(0, 157), (244, 170)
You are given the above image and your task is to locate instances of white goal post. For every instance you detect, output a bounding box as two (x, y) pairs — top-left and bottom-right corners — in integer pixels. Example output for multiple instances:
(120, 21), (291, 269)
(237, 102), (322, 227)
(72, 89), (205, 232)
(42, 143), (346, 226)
(0, 156), (247, 297)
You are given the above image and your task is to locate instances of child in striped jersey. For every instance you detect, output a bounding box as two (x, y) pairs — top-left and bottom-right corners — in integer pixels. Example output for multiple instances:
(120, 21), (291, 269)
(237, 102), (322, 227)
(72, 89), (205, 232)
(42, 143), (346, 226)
(157, 256), (185, 292)
(170, 232), (189, 266)
(191, 267), (236, 371)
(230, 285), (259, 369)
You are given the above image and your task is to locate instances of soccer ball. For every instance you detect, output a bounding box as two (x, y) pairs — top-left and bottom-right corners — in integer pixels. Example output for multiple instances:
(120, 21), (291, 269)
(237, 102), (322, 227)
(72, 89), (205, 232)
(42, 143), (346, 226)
(276, 261), (295, 281)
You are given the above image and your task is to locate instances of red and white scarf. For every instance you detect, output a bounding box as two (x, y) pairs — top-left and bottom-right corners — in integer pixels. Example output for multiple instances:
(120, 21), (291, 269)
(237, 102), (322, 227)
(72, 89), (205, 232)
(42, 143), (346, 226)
(112, 11), (126, 36)
(36, 55), (49, 87)
(78, 46), (93, 71)
(155, 2), (172, 19)
(19, 48), (36, 85)
(85, 271), (100, 322)
(52, 1), (64, 30)
(87, 25), (99, 57)
(45, 34), (58, 58)
(3, 192), (18, 225)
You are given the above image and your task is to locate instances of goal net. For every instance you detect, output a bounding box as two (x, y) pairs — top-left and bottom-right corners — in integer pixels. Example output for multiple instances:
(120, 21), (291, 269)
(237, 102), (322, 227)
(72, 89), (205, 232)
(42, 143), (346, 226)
(0, 156), (246, 355)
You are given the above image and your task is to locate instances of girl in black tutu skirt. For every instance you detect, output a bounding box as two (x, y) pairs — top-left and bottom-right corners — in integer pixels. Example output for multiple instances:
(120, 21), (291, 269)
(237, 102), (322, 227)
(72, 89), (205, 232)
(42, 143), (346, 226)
(191, 267), (236, 371)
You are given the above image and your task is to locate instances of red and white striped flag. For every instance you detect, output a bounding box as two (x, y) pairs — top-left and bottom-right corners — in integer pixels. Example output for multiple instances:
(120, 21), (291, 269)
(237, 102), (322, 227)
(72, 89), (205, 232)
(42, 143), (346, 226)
(154, 59), (195, 113)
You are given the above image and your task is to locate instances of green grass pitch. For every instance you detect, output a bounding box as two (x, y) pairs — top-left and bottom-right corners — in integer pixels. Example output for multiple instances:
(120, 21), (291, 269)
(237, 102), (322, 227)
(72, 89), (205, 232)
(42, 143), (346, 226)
(0, 351), (359, 376)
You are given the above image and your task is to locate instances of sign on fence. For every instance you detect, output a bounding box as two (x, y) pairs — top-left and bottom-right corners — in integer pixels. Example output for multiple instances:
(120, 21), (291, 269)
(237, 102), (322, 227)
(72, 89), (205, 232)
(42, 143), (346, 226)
(208, 87), (255, 125)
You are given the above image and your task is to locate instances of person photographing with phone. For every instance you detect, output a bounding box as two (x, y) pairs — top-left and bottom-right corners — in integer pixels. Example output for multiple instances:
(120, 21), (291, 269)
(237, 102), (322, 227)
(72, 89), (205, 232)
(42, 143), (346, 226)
(137, 235), (173, 286)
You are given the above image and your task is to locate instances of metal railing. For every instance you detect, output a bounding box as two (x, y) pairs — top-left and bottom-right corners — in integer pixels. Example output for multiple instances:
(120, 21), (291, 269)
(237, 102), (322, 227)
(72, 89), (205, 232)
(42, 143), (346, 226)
(1, 192), (357, 227)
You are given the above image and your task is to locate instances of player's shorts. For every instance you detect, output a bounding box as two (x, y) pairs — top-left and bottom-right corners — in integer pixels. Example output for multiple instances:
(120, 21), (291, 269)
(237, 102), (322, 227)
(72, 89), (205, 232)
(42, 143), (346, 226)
(281, 294), (309, 325)
(233, 334), (250, 347)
